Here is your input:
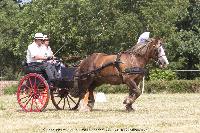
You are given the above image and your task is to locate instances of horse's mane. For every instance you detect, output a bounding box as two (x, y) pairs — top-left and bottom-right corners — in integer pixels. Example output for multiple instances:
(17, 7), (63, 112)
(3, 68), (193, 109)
(124, 38), (153, 56)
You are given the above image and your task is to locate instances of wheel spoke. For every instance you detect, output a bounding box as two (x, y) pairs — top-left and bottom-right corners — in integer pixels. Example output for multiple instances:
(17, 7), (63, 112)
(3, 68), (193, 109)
(71, 98), (80, 110)
(23, 95), (32, 109)
(19, 95), (29, 101)
(37, 97), (44, 105)
(57, 98), (63, 106)
(24, 83), (31, 91)
(21, 95), (32, 103)
(66, 96), (71, 109)
(68, 95), (77, 104)
(30, 97), (34, 112)
(34, 99), (40, 112)
(36, 80), (42, 88)
(34, 76), (37, 90)
(40, 92), (48, 95)
(63, 98), (66, 109)
(28, 77), (33, 89)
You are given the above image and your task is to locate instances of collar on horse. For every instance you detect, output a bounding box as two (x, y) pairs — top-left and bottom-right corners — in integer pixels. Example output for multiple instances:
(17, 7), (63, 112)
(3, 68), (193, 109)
(114, 53), (146, 75)
(113, 53), (146, 84)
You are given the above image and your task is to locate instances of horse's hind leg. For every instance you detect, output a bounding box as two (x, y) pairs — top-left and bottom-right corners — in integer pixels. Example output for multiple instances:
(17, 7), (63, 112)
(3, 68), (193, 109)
(124, 79), (141, 111)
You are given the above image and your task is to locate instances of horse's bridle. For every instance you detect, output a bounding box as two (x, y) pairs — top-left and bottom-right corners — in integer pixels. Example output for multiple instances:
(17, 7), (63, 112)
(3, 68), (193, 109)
(153, 43), (166, 65)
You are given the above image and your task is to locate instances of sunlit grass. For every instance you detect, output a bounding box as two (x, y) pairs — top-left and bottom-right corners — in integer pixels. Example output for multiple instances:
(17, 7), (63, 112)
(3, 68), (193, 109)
(0, 93), (200, 133)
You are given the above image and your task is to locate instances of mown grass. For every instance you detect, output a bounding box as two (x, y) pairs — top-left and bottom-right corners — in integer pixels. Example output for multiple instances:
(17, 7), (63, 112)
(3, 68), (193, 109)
(0, 93), (200, 133)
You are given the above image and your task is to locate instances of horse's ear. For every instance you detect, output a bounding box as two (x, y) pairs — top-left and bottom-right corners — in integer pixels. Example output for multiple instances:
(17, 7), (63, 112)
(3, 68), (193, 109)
(154, 36), (160, 41)
(148, 36), (160, 48)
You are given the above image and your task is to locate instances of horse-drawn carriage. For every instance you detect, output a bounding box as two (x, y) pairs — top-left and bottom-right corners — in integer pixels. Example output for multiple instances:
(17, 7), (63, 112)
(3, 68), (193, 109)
(17, 59), (82, 112)
(17, 37), (169, 112)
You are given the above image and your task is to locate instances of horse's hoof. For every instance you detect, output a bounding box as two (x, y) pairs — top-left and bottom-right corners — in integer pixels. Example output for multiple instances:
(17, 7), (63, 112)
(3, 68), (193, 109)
(87, 102), (94, 109)
(123, 97), (133, 104)
(78, 100), (92, 112)
(126, 107), (135, 112)
(123, 99), (127, 104)
(79, 106), (92, 112)
(125, 104), (135, 112)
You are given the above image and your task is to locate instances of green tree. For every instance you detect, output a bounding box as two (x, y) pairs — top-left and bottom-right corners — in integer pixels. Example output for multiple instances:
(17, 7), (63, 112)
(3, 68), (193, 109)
(169, 0), (200, 79)
(0, 0), (21, 78)
(1, 0), (200, 80)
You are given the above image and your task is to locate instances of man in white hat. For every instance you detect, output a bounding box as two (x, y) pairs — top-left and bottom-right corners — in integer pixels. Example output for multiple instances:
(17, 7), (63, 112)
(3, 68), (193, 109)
(137, 32), (150, 44)
(26, 33), (50, 63)
(26, 33), (57, 83)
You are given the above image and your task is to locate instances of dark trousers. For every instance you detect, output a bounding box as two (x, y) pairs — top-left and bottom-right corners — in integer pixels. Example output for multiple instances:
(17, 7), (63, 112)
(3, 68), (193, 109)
(28, 62), (60, 82)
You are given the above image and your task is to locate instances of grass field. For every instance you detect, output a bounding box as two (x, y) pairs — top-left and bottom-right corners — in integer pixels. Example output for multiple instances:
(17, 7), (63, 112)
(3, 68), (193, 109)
(0, 93), (200, 133)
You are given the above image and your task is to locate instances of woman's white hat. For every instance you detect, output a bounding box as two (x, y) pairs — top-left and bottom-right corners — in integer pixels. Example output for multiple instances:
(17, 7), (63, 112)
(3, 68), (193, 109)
(43, 34), (48, 40)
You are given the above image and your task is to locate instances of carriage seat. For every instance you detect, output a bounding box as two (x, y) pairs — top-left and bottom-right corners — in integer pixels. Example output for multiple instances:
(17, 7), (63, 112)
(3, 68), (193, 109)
(22, 62), (45, 74)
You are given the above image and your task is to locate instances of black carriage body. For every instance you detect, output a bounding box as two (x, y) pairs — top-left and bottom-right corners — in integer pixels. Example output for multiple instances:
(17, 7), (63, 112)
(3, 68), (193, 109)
(22, 62), (77, 88)
(18, 61), (81, 112)
(54, 67), (77, 88)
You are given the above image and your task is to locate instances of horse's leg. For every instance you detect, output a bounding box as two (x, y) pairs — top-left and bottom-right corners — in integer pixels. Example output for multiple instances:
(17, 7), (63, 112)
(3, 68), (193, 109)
(78, 82), (96, 112)
(87, 84), (96, 110)
(123, 79), (141, 111)
(79, 91), (91, 112)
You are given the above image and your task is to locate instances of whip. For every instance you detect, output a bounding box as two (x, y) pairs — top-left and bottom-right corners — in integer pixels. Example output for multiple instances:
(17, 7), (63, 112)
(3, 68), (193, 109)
(53, 43), (66, 56)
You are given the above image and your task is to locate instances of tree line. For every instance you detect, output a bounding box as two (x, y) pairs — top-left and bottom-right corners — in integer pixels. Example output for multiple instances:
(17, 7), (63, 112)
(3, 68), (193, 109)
(0, 0), (200, 80)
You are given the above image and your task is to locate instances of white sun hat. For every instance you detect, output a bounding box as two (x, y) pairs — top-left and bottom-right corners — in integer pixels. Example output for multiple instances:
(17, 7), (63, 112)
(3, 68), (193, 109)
(137, 32), (150, 44)
(34, 33), (44, 40)
(43, 34), (48, 40)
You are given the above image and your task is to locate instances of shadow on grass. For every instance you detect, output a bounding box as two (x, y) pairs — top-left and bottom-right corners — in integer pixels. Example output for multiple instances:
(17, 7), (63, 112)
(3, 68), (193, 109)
(15, 108), (132, 113)
(92, 109), (133, 113)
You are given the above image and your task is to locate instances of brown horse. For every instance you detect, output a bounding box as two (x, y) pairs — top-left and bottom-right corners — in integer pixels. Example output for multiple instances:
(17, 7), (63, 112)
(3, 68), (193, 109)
(75, 37), (169, 111)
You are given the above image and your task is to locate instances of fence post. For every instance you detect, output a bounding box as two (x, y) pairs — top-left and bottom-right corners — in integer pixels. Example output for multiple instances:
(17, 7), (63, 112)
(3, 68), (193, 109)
(142, 76), (145, 94)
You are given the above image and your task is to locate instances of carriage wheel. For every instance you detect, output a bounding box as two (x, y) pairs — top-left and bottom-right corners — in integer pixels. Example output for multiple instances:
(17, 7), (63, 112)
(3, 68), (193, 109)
(50, 88), (81, 110)
(17, 73), (50, 112)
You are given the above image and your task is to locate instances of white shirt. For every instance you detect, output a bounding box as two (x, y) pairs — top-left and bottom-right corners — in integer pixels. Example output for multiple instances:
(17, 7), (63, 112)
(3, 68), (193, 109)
(42, 45), (53, 57)
(26, 42), (44, 63)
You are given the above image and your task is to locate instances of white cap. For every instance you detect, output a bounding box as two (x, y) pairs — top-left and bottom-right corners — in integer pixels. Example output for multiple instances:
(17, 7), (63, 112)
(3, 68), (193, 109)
(34, 33), (43, 40)
(137, 32), (150, 43)
(43, 35), (48, 40)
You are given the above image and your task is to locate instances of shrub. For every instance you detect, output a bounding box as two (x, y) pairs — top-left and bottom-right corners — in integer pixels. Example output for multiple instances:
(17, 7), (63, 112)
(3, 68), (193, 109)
(4, 84), (18, 95)
(149, 69), (177, 81)
(2, 67), (22, 81)
(145, 80), (200, 93)
(96, 80), (200, 94)
(96, 84), (128, 94)
(3, 80), (200, 95)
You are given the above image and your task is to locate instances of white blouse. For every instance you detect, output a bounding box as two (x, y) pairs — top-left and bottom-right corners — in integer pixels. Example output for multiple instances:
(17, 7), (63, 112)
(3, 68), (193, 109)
(42, 45), (53, 57)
